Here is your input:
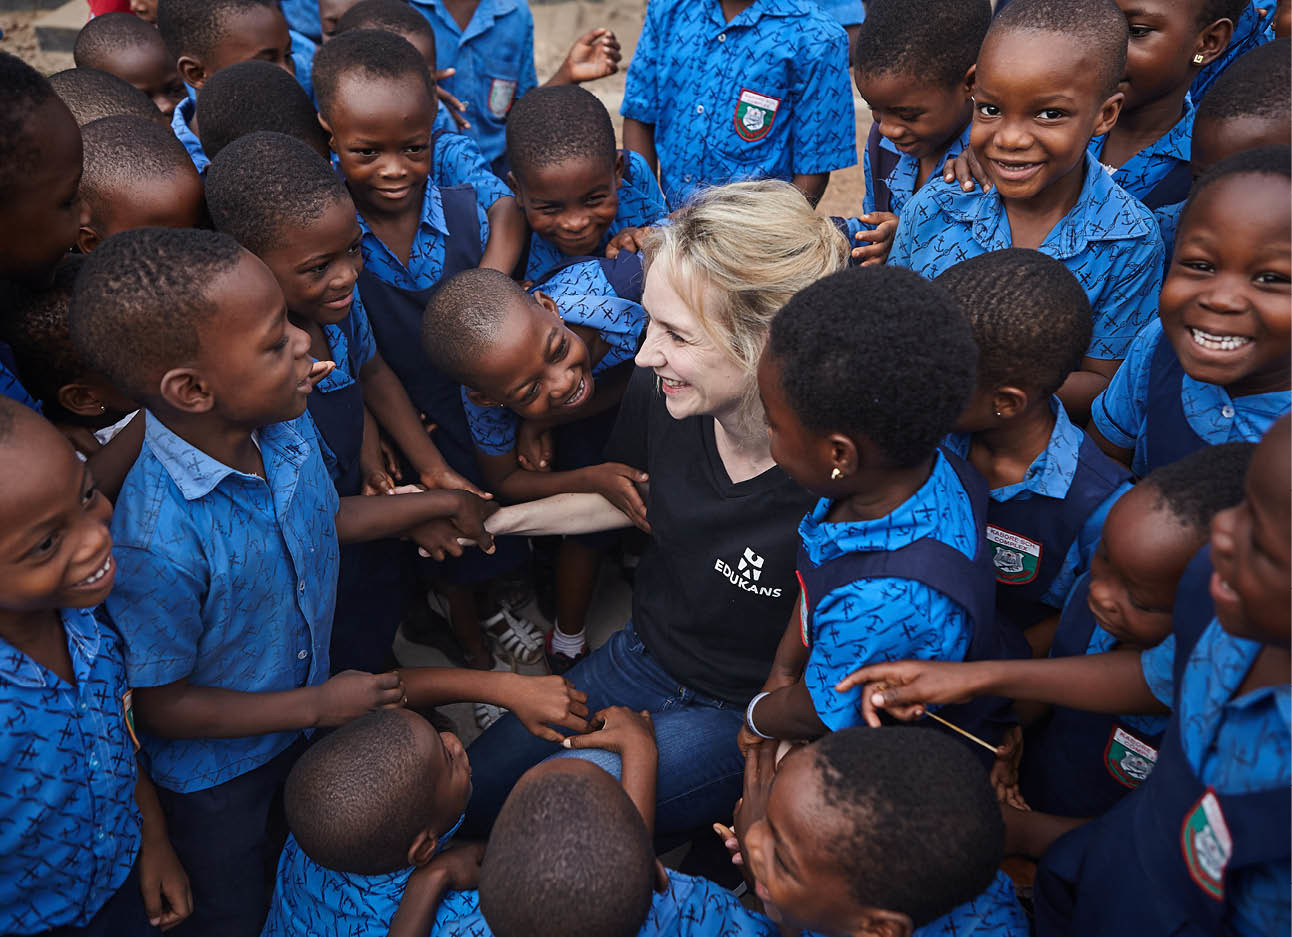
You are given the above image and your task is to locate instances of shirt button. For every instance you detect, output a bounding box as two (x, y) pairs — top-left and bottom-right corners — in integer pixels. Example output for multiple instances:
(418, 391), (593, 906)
(297, 650), (309, 660)
(695, 104), (704, 114)
(718, 32), (726, 41)
(1221, 404), (1235, 419)
(79, 701), (88, 713)
(683, 174), (693, 183)
(88, 755), (99, 769)
(96, 828), (106, 842)
(298, 581), (305, 593)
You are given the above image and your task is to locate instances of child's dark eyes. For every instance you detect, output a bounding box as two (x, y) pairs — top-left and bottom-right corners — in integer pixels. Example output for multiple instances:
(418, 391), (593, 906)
(585, 194), (607, 206)
(271, 336), (290, 352)
(1255, 271), (1291, 286)
(346, 240), (362, 256)
(1179, 258), (1215, 273)
(975, 102), (1000, 118)
(30, 532), (60, 560)
(1127, 24), (1153, 38)
(521, 382), (541, 403)
(1037, 108), (1066, 121)
(351, 148), (378, 159)
(403, 144), (428, 156)
(81, 484), (98, 507)
(550, 338), (569, 362)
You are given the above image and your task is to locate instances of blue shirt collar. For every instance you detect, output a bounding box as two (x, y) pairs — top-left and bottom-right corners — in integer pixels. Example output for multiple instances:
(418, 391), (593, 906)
(414, 0), (519, 40)
(994, 397), (1083, 501)
(0, 607), (102, 689)
(142, 410), (313, 501)
(1091, 95), (1194, 167)
(704, 0), (815, 31)
(356, 181), (448, 245)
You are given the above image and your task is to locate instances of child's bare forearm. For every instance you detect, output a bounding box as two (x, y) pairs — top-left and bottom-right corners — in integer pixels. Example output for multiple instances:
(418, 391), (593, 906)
(388, 866), (451, 937)
(968, 652), (1163, 714)
(335, 489), (470, 543)
(749, 681), (829, 741)
(361, 356), (450, 474)
(134, 681), (324, 738)
(764, 608), (809, 690)
(622, 118), (658, 175)
(400, 666), (518, 708)
(619, 742), (659, 838)
(480, 197), (527, 275)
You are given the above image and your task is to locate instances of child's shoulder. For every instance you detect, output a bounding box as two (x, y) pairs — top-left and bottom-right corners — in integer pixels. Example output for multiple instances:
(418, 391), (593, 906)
(645, 870), (778, 937)
(901, 173), (990, 229)
(1075, 158), (1160, 245)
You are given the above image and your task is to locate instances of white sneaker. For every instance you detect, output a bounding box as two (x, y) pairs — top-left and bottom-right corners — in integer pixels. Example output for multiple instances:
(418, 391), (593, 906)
(484, 606), (545, 666)
(474, 700), (506, 730)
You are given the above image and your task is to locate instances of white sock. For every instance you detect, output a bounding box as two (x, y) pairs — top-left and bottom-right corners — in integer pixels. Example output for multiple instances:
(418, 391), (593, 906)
(550, 626), (587, 656)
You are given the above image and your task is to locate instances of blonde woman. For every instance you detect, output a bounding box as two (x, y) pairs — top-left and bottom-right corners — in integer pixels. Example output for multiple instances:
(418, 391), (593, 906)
(464, 181), (849, 836)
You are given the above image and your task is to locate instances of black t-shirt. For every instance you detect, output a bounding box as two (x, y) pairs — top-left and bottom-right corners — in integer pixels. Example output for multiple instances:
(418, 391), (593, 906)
(605, 368), (816, 703)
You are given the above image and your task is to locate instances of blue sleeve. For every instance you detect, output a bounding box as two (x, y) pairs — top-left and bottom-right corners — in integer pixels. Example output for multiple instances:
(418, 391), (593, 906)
(462, 386), (518, 456)
(518, 9), (537, 97)
(620, 0), (661, 123)
(1040, 480), (1133, 608)
(1153, 201), (1182, 260)
(349, 292), (377, 369)
(475, 191), (493, 253)
(1139, 634), (1176, 707)
(886, 205), (917, 269)
(435, 133), (511, 207)
(106, 544), (207, 687)
(618, 150), (669, 227)
(0, 360), (40, 412)
(861, 141), (877, 216)
(804, 578), (972, 731)
(1088, 233), (1165, 361)
(787, 22), (857, 174)
(1090, 319), (1161, 449)
(289, 30), (316, 102)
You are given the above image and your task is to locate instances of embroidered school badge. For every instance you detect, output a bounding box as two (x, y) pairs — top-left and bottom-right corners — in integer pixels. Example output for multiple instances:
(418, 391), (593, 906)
(734, 89), (780, 142)
(122, 689), (141, 752)
(1181, 789), (1233, 900)
(487, 78), (518, 119)
(1103, 726), (1158, 789)
(985, 524), (1042, 584)
(796, 570), (810, 647)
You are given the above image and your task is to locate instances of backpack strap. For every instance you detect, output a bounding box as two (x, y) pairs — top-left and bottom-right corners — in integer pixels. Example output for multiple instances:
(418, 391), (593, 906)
(866, 123), (901, 215)
(1142, 160), (1194, 210)
(437, 184), (485, 281)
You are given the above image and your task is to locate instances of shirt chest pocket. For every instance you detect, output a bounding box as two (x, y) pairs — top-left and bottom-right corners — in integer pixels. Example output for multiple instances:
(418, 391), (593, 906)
(712, 59), (792, 166)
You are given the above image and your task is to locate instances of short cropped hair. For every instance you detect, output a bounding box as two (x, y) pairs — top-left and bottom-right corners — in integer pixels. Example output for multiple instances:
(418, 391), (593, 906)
(1144, 442), (1254, 535)
(206, 131), (350, 256)
(480, 766), (654, 936)
(312, 28), (433, 119)
(157, 0), (281, 62)
(505, 85), (616, 179)
(80, 115), (194, 225)
(0, 52), (63, 198)
(934, 248), (1091, 398)
(48, 67), (162, 126)
(2, 256), (90, 412)
(768, 266), (977, 468)
(335, 0), (436, 56)
(1182, 145), (1292, 223)
(197, 60), (330, 160)
(853, 0), (991, 88)
(69, 227), (245, 399)
(284, 710), (441, 875)
(1199, 0), (1252, 25)
(74, 12), (166, 71)
(423, 268), (528, 385)
(813, 727), (1003, 928)
(989, 0), (1129, 99)
(1196, 39), (1291, 125)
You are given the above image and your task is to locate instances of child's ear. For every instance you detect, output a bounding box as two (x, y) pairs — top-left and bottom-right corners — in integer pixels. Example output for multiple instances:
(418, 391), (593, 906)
(406, 829), (438, 868)
(827, 433), (860, 478)
(317, 113), (336, 153)
(465, 388), (501, 408)
(992, 385), (1030, 421)
(652, 859), (669, 894)
(506, 169), (522, 200)
(159, 366), (214, 414)
(76, 224), (101, 255)
(1092, 90), (1124, 139)
(613, 150), (626, 188)
(1193, 16), (1235, 68)
(176, 56), (205, 91)
(962, 63), (976, 99)
(853, 908), (914, 937)
(56, 383), (109, 419)
(533, 291), (562, 321)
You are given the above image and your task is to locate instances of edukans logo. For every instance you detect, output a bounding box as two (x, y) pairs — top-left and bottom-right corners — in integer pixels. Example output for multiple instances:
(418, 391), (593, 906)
(713, 546), (783, 597)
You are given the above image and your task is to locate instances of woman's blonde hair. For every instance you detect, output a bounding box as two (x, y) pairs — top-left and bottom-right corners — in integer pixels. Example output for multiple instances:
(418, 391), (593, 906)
(643, 180), (850, 419)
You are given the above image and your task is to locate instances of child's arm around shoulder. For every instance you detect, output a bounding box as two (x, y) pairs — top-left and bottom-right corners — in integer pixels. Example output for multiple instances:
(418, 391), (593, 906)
(400, 666), (590, 741)
(1085, 318), (1164, 468)
(389, 843), (486, 937)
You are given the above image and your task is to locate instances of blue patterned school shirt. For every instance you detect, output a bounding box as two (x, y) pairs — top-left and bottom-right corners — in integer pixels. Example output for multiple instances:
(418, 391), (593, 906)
(281, 0), (320, 41)
(289, 29), (316, 103)
(464, 258), (647, 454)
(0, 608), (141, 933)
(435, 129), (511, 207)
(1153, 198), (1184, 263)
(263, 834), (411, 936)
(1089, 98), (1194, 205)
(310, 288), (377, 481)
(862, 123), (972, 217)
(916, 869), (1030, 936)
(522, 150), (669, 281)
(945, 398), (1131, 609)
(106, 412), (339, 793)
(620, 0), (857, 208)
(800, 450), (979, 731)
(357, 181), (492, 292)
(1140, 620), (1291, 936)
(1090, 318), (1291, 476)
(0, 341), (39, 411)
(814, 0), (865, 26)
(1191, 2), (1276, 102)
(410, 0), (537, 166)
(888, 153), (1165, 361)
(170, 96), (209, 174)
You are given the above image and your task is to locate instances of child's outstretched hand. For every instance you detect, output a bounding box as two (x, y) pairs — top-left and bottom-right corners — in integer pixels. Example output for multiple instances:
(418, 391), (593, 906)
(138, 831), (192, 930)
(943, 148), (992, 193)
(562, 705), (655, 756)
(605, 226), (652, 258)
(554, 28), (622, 85)
(417, 460), (493, 500)
(851, 211), (898, 265)
(580, 462), (650, 532)
(306, 359), (336, 390)
(990, 725), (1029, 811)
(506, 674), (590, 743)
(432, 68), (471, 131)
(410, 492), (499, 559)
(361, 466), (398, 496)
(313, 669), (406, 727)
(834, 659), (986, 726)
(516, 421), (554, 472)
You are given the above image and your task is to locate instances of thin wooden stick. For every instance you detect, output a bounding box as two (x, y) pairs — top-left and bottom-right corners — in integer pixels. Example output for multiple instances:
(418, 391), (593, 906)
(924, 710), (999, 754)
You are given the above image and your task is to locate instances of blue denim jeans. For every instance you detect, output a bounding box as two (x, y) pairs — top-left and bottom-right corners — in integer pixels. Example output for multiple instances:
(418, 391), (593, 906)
(464, 624), (746, 837)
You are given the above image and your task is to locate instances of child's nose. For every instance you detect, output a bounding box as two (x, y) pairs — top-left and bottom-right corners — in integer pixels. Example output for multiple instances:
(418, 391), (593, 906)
(1197, 278), (1248, 314)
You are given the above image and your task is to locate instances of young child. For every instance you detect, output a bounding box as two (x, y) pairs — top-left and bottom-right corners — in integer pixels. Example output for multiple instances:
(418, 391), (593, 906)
(1020, 442), (1254, 819)
(196, 58), (332, 161)
(1153, 38), (1291, 257)
(744, 265), (1014, 756)
(0, 397), (191, 934)
(737, 727), (1028, 936)
(48, 66), (167, 127)
(68, 227), (496, 934)
(1090, 146), (1290, 476)
(840, 416), (1291, 936)
(888, 0), (1165, 420)
(425, 264), (647, 671)
(621, 0), (856, 208)
(1191, 0), (1277, 100)
(73, 11), (187, 118)
(205, 131), (489, 673)
(0, 54), (84, 298)
(76, 114), (206, 254)
(840, 0), (990, 265)
(156, 0), (298, 173)
(505, 85), (668, 282)
(939, 249), (1132, 652)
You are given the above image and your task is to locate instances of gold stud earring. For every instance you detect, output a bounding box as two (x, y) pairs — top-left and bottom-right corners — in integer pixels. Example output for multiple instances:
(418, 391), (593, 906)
(830, 467), (843, 480)
(1193, 53), (1205, 64)
(98, 404), (106, 414)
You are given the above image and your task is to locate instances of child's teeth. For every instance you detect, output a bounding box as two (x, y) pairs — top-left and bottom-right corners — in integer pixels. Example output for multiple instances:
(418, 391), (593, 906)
(1190, 328), (1251, 351)
(81, 557), (111, 585)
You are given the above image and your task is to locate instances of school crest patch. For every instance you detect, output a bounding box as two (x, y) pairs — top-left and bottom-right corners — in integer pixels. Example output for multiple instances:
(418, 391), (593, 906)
(1103, 726), (1157, 789)
(796, 569), (810, 647)
(1181, 789), (1232, 900)
(986, 524), (1042, 584)
(734, 89), (780, 142)
(487, 78), (518, 119)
